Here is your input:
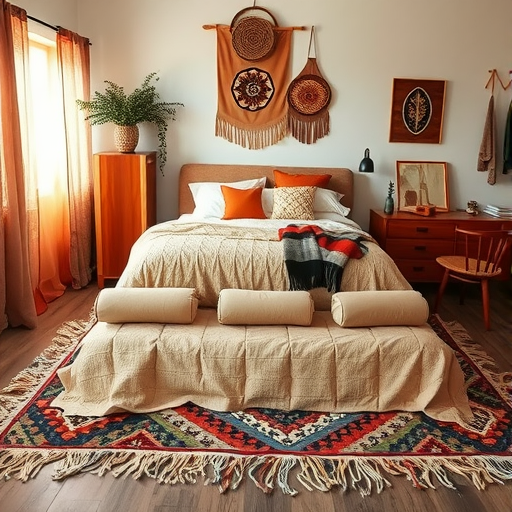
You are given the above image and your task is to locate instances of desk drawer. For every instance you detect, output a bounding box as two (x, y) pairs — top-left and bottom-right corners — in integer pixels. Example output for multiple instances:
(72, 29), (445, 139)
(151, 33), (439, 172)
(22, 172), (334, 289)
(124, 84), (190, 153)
(387, 221), (455, 239)
(395, 259), (445, 282)
(386, 239), (454, 260)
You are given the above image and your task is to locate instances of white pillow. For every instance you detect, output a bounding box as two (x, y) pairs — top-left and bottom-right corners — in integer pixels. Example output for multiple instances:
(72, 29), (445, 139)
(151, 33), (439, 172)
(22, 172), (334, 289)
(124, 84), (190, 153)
(189, 177), (266, 218)
(262, 187), (350, 218)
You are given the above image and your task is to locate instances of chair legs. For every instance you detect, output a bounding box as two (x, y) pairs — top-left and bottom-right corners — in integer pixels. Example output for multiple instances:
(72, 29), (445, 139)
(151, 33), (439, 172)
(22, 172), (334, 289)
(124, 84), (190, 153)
(481, 279), (491, 331)
(434, 268), (450, 313)
(435, 270), (493, 330)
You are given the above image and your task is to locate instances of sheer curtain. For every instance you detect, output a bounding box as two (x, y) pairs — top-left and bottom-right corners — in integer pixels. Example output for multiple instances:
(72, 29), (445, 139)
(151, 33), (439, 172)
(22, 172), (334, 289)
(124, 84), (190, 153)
(57, 29), (93, 289)
(0, 1), (93, 336)
(0, 1), (37, 332)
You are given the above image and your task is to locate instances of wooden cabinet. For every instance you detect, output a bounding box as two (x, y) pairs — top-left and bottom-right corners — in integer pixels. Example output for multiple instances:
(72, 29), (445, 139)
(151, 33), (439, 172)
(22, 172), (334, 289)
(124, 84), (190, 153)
(369, 209), (512, 283)
(93, 152), (157, 288)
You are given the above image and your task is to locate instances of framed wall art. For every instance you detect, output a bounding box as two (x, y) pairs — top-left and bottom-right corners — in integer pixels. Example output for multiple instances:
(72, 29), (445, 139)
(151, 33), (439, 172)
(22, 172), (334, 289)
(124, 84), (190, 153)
(389, 78), (446, 143)
(396, 161), (449, 212)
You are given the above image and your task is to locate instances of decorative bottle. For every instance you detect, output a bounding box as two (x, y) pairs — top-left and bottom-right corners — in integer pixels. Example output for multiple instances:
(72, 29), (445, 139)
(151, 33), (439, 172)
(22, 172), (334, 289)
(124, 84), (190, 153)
(384, 181), (395, 215)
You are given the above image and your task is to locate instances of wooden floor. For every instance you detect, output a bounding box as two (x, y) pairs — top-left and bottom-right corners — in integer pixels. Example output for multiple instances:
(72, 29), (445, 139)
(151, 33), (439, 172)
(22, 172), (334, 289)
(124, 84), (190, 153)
(0, 280), (511, 512)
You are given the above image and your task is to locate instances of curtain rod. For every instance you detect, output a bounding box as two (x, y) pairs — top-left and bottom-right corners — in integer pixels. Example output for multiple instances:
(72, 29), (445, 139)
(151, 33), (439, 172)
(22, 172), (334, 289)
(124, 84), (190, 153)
(27, 14), (59, 32)
(26, 14), (92, 45)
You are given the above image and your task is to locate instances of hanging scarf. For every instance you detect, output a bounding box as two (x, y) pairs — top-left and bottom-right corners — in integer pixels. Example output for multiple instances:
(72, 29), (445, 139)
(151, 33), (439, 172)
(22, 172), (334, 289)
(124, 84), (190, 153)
(215, 25), (292, 149)
(477, 95), (496, 185)
(503, 98), (512, 174)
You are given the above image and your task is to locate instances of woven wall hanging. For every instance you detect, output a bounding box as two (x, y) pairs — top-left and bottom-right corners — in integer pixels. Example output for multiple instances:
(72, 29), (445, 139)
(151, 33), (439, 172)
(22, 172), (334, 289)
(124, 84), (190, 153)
(230, 5), (278, 61)
(215, 23), (292, 149)
(287, 26), (331, 144)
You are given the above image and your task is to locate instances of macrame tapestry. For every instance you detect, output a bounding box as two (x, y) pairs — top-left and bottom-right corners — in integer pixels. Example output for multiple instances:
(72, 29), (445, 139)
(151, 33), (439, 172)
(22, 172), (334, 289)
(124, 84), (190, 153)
(215, 25), (292, 149)
(287, 27), (331, 144)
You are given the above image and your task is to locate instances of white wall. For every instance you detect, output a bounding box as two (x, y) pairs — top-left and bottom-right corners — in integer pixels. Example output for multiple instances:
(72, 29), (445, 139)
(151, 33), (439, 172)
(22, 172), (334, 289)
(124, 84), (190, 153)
(17, 0), (78, 34)
(22, 0), (512, 228)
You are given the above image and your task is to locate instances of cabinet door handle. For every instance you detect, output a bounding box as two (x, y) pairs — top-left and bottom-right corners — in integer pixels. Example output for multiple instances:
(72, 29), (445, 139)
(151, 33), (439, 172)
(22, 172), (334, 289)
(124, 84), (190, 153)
(412, 266), (425, 272)
(414, 246), (426, 251)
(416, 227), (428, 233)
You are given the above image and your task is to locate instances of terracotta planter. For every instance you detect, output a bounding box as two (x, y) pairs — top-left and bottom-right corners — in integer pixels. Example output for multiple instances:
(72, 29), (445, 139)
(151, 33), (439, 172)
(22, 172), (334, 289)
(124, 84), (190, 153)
(114, 125), (139, 153)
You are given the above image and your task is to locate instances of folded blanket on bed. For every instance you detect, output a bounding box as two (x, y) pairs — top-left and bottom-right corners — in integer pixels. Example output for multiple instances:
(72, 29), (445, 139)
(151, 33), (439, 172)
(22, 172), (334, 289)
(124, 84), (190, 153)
(53, 309), (474, 428)
(278, 224), (369, 292)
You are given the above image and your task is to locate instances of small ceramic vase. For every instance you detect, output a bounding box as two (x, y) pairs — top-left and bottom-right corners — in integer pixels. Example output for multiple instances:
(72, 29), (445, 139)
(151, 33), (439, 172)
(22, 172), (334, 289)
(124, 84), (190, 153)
(384, 195), (394, 215)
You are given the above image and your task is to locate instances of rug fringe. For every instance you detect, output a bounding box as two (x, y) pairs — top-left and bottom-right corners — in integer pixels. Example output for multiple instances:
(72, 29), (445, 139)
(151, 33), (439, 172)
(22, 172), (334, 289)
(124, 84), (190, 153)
(437, 316), (512, 406)
(2, 449), (512, 496)
(0, 315), (96, 430)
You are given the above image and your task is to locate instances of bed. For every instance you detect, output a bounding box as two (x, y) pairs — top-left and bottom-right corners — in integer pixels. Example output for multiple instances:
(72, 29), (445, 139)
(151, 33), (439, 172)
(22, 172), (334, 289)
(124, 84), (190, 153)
(52, 164), (473, 428)
(116, 164), (412, 309)
(53, 308), (473, 428)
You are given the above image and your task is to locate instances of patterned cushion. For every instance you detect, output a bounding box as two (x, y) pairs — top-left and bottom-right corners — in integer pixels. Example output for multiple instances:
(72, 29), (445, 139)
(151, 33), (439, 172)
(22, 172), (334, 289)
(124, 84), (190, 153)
(271, 186), (316, 220)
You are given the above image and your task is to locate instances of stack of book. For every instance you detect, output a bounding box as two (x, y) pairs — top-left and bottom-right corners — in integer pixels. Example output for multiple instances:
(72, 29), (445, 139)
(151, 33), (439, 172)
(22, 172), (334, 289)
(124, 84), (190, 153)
(483, 204), (512, 218)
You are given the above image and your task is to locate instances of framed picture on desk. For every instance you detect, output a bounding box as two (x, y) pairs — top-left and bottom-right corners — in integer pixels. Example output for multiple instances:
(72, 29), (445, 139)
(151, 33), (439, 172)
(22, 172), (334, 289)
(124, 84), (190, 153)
(396, 161), (449, 212)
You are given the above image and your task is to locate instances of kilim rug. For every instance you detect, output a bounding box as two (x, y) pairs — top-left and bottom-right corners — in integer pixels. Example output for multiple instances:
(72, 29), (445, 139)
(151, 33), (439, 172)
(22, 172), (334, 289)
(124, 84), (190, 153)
(0, 314), (511, 496)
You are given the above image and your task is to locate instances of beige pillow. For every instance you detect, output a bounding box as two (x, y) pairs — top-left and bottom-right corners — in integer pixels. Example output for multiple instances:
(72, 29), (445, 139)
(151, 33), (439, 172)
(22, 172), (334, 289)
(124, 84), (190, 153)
(217, 289), (314, 325)
(271, 186), (316, 220)
(331, 290), (429, 327)
(95, 287), (199, 324)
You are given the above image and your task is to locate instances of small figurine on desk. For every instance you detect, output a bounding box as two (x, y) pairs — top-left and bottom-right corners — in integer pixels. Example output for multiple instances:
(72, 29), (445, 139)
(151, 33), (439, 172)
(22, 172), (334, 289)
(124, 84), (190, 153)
(466, 200), (479, 215)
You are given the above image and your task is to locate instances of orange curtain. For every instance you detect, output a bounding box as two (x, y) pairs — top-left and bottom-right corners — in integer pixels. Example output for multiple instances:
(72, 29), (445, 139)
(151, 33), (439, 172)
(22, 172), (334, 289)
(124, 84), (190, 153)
(0, 0), (37, 332)
(57, 29), (93, 289)
(0, 3), (93, 335)
(11, 4), (70, 313)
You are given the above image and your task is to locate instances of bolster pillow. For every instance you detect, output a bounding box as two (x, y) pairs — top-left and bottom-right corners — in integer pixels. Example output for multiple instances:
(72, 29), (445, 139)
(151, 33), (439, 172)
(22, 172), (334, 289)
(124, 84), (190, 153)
(331, 290), (429, 327)
(95, 287), (199, 324)
(217, 289), (314, 325)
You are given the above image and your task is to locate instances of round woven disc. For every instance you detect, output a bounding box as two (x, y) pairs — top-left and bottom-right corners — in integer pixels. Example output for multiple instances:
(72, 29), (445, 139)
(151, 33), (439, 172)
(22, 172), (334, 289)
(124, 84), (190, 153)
(231, 17), (275, 61)
(287, 74), (331, 115)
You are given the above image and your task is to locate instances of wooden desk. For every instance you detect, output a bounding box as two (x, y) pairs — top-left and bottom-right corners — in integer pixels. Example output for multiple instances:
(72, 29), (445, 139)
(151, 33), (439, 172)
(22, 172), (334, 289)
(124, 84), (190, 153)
(369, 209), (512, 283)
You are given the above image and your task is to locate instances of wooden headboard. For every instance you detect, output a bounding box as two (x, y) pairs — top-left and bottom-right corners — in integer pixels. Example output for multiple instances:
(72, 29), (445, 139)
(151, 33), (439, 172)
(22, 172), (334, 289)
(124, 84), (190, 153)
(178, 164), (354, 215)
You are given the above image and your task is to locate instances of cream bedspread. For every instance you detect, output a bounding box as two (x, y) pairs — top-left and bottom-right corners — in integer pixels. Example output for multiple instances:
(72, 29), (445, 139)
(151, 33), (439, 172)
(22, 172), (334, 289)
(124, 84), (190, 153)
(53, 310), (473, 428)
(116, 218), (411, 310)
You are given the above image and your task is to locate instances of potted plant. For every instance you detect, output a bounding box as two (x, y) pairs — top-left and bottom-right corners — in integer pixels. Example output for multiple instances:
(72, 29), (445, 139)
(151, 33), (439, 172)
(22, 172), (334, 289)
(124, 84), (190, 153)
(77, 72), (183, 175)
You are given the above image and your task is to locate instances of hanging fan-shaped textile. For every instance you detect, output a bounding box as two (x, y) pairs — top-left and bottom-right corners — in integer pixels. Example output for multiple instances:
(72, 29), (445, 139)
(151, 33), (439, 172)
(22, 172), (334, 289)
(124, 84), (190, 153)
(288, 67), (331, 116)
(287, 28), (331, 144)
(230, 6), (278, 61)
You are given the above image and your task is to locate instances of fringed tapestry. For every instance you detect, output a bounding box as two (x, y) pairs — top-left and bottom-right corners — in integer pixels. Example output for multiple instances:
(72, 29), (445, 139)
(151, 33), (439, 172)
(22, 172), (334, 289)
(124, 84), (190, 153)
(287, 27), (331, 144)
(215, 25), (292, 149)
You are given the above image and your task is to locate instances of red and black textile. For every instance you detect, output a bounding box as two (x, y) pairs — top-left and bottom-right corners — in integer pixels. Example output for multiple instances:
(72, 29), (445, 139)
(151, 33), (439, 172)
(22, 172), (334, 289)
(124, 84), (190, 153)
(278, 224), (368, 292)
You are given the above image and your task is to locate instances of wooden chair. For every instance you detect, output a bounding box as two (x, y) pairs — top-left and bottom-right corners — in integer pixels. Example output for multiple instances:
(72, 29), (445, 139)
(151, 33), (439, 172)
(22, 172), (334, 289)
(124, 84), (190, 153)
(434, 228), (512, 330)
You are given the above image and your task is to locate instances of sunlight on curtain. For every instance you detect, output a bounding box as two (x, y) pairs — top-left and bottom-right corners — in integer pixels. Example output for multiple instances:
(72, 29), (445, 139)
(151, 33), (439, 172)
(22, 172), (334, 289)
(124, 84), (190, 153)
(57, 29), (93, 289)
(0, 2), (37, 331)
(27, 35), (72, 304)
(0, 3), (92, 333)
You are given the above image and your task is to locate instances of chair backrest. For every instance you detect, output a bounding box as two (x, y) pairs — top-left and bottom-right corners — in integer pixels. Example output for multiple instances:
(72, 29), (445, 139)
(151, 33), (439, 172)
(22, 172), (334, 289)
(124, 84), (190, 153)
(455, 228), (512, 275)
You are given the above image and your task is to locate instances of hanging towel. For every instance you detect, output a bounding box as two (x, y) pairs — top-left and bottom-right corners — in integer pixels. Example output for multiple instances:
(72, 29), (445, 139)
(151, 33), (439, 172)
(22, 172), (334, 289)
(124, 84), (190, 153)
(477, 95), (496, 185)
(503, 99), (512, 174)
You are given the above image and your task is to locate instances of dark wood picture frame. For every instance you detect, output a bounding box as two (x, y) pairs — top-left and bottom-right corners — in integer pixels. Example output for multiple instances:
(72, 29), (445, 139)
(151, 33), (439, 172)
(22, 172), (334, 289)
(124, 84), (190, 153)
(396, 161), (449, 212)
(389, 78), (446, 143)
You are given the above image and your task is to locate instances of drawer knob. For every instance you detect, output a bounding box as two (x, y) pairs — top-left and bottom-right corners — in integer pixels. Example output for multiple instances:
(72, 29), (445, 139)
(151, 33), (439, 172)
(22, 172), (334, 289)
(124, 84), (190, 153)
(414, 246), (427, 251)
(413, 266), (425, 272)
(416, 227), (428, 233)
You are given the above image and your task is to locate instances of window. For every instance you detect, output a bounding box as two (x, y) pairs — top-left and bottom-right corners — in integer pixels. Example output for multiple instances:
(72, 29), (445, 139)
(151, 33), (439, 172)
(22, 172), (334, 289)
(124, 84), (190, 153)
(27, 32), (66, 197)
